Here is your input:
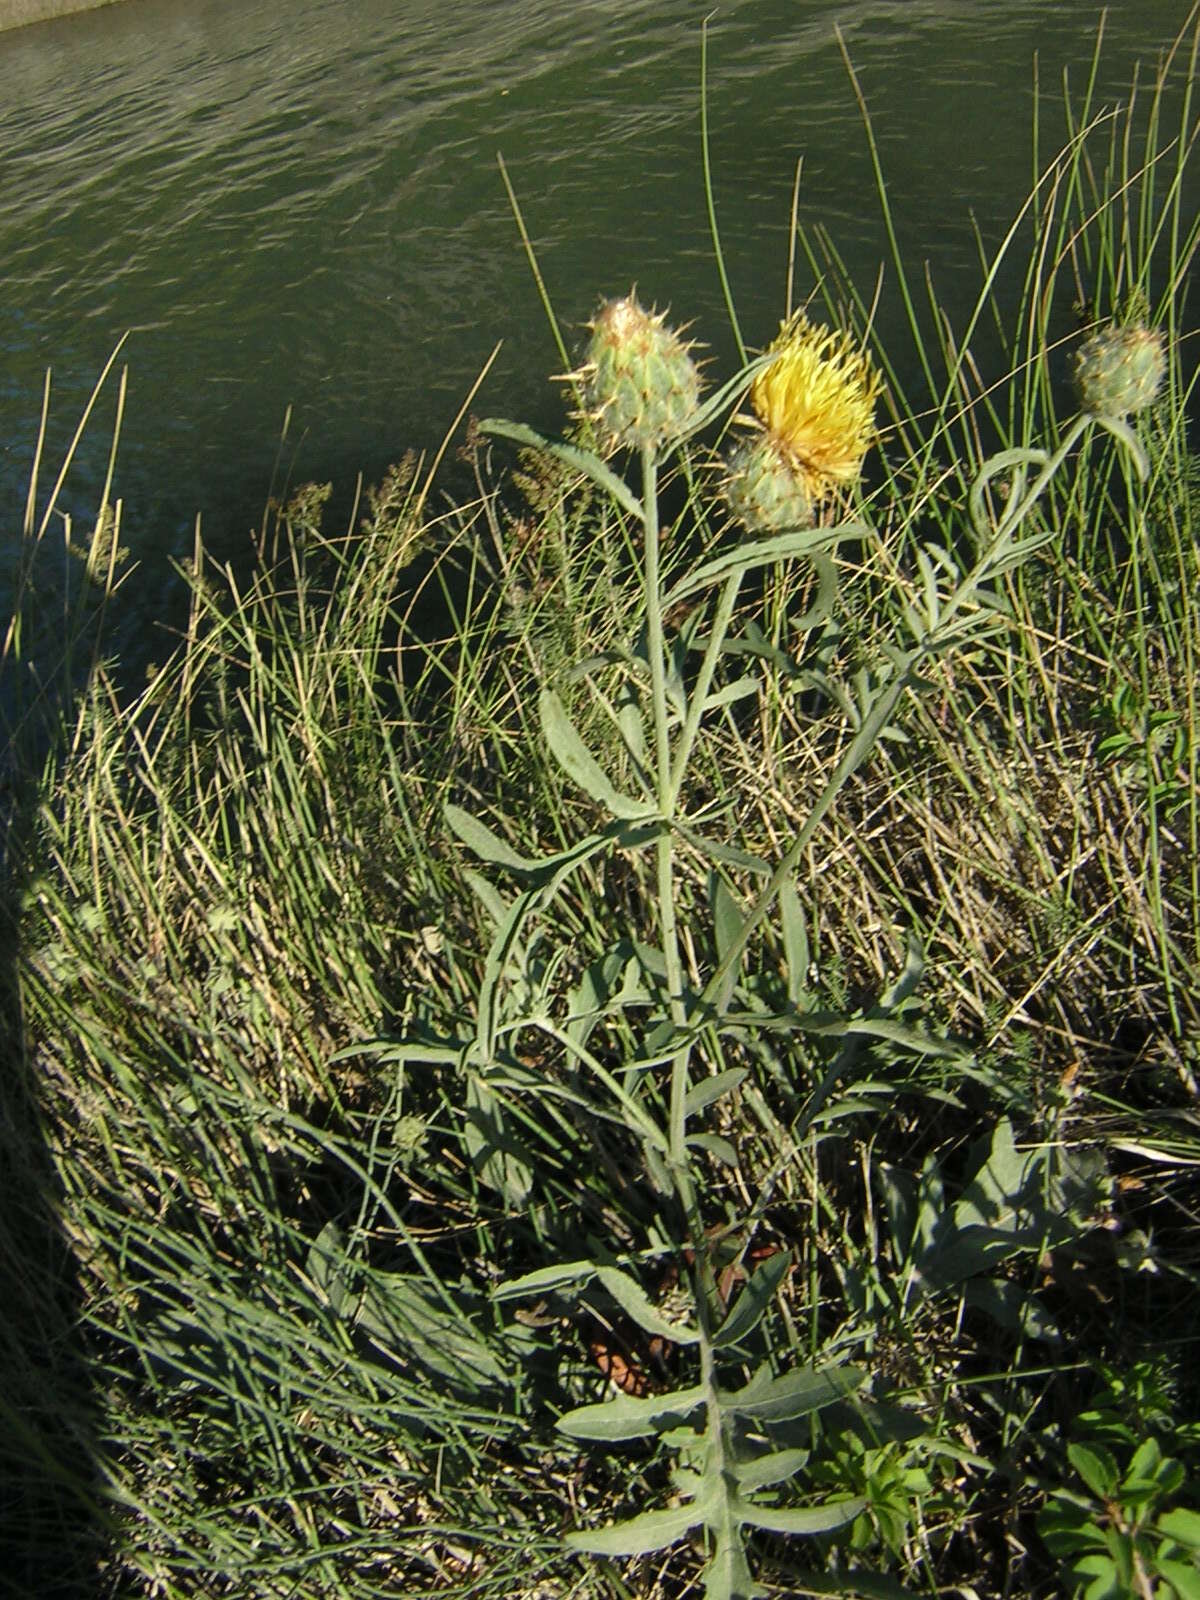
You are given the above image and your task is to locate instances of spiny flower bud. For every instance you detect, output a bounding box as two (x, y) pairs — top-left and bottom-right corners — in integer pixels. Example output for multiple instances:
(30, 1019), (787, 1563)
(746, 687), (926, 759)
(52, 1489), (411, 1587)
(579, 294), (701, 453)
(1073, 325), (1166, 419)
(723, 434), (814, 534)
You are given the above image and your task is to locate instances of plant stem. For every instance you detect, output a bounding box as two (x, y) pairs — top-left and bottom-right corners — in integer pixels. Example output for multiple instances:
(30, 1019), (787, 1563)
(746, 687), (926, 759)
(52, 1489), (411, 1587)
(641, 445), (703, 1223)
(994, 413), (1090, 540)
(643, 446), (673, 813)
(667, 568), (744, 813)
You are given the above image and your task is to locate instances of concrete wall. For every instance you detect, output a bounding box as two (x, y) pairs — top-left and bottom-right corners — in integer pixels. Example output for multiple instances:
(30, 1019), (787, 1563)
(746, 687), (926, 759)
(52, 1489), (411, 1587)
(0, 0), (127, 32)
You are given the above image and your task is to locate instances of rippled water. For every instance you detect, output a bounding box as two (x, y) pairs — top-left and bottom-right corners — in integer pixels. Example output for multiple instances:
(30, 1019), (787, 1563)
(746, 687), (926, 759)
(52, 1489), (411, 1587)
(0, 0), (1192, 595)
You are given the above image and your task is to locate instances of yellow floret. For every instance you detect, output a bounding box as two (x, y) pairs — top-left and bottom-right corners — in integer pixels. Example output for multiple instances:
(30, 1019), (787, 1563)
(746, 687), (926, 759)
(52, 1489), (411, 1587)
(747, 314), (880, 499)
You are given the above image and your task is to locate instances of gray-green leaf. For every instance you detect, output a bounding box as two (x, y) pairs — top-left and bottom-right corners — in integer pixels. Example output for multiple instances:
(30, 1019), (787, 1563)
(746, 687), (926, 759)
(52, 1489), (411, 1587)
(444, 803), (536, 871)
(735, 1495), (865, 1535)
(354, 1271), (509, 1392)
(686, 1131), (740, 1169)
(710, 871), (743, 968)
(557, 1381), (706, 1441)
(476, 416), (646, 521)
(493, 1259), (602, 1300)
(664, 522), (868, 608)
(733, 1447), (810, 1493)
(779, 875), (810, 1005)
(684, 1068), (748, 1118)
(712, 1250), (792, 1349)
(539, 688), (656, 821)
(463, 1073), (533, 1207)
(719, 1361), (863, 1421)
(594, 1265), (700, 1345)
(565, 1494), (711, 1556)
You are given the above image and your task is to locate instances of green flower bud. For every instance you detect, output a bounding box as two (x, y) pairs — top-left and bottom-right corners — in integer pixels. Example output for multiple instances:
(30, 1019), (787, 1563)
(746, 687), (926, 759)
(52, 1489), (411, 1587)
(722, 434), (814, 534)
(581, 294), (701, 452)
(1073, 325), (1166, 419)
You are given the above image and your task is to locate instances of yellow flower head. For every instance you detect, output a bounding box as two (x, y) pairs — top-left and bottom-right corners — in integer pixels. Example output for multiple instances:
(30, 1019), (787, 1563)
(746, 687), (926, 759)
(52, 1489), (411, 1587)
(747, 314), (880, 499)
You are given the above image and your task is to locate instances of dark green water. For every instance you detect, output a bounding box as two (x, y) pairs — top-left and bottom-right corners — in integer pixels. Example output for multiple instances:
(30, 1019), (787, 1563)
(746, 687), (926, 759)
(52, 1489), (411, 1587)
(0, 0), (1193, 598)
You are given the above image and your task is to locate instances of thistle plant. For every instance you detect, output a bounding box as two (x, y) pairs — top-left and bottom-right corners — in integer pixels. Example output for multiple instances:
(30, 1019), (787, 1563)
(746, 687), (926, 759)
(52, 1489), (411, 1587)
(8, 14), (1193, 1592)
(419, 296), (1166, 1598)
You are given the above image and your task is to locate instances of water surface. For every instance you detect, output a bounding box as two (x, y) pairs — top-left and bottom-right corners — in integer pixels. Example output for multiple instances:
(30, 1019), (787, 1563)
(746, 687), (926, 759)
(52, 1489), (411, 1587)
(0, 0), (1192, 599)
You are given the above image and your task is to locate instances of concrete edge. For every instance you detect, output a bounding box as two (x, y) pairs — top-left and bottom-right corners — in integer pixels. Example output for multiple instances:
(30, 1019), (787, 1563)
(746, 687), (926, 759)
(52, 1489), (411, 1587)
(0, 0), (128, 34)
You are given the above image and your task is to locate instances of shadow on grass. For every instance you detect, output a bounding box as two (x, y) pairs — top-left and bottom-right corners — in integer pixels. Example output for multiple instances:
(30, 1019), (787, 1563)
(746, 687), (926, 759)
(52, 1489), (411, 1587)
(0, 777), (111, 1596)
(1, 458), (121, 1588)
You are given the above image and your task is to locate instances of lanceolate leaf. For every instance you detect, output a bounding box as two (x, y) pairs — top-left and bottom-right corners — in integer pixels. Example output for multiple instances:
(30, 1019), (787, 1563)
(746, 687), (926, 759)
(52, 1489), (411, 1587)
(539, 688), (657, 821)
(565, 1494), (712, 1556)
(731, 1008), (965, 1059)
(459, 814), (642, 889)
(733, 1447), (810, 1492)
(684, 1067), (748, 1118)
(701, 674), (759, 711)
(493, 1259), (604, 1300)
(968, 445), (1048, 538)
(962, 1276), (1060, 1341)
(664, 522), (868, 607)
(311, 1236), (510, 1395)
(557, 1381), (706, 1441)
(779, 875), (810, 1005)
(354, 1269), (510, 1392)
(674, 821), (770, 877)
(444, 803), (536, 871)
(1092, 411), (1149, 480)
(476, 416), (646, 521)
(551, 438), (650, 516)
(710, 871), (742, 968)
(476, 886), (534, 1063)
(846, 1017), (964, 1056)
(595, 1265), (700, 1345)
(463, 1073), (533, 1207)
(358, 1040), (461, 1068)
(952, 1118), (1037, 1229)
(790, 551), (839, 633)
(474, 826), (622, 1061)
(735, 1495), (865, 1535)
(462, 867), (511, 931)
(306, 1221), (353, 1317)
(719, 1361), (864, 1422)
(712, 1250), (792, 1349)
(686, 1131), (739, 1168)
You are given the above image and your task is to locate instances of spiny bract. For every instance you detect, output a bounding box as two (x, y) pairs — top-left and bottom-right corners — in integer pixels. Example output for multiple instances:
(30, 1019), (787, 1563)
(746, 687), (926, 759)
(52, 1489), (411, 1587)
(723, 434), (814, 534)
(1073, 325), (1166, 419)
(578, 294), (702, 452)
